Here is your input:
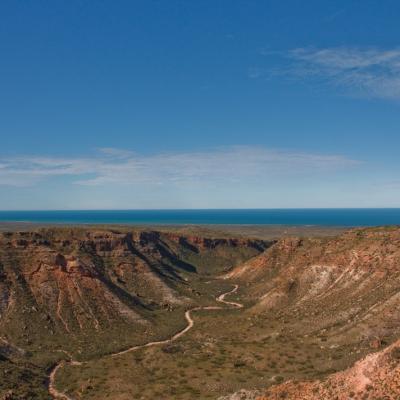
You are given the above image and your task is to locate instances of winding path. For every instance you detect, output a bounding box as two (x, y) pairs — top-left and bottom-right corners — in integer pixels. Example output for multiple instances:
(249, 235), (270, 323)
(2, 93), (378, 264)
(48, 284), (242, 399)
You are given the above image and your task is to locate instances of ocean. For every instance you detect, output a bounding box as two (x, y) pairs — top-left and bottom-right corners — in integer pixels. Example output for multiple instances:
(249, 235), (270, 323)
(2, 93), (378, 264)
(0, 209), (399, 226)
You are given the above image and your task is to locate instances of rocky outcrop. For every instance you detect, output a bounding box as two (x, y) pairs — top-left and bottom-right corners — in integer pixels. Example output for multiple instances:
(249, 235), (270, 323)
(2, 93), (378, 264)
(257, 339), (400, 399)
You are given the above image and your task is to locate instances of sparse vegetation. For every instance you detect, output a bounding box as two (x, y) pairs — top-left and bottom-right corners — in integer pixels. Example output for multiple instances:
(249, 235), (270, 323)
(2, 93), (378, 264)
(1, 226), (400, 399)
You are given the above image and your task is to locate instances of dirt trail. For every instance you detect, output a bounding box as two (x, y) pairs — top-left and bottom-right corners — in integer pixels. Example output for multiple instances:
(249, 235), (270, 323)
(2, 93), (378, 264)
(48, 284), (242, 399)
(217, 284), (243, 308)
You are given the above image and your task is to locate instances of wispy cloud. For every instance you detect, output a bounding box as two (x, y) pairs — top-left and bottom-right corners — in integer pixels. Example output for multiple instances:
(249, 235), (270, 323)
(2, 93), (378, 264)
(258, 46), (400, 99)
(0, 146), (359, 187)
(290, 47), (400, 99)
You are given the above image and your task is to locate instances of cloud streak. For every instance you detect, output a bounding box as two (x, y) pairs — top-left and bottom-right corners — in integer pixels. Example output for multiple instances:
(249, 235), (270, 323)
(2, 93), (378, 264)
(290, 47), (400, 99)
(258, 47), (400, 99)
(0, 146), (359, 187)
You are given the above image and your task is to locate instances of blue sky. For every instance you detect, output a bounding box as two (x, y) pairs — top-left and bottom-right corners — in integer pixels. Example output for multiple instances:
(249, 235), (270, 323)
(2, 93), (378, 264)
(1, 0), (400, 209)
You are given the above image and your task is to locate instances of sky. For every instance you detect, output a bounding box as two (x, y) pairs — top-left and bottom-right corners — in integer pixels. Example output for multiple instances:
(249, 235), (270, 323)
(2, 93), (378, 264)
(0, 0), (400, 209)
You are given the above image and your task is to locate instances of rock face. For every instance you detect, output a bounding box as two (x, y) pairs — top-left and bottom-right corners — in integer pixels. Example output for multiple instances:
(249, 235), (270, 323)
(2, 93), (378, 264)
(227, 228), (400, 343)
(0, 228), (265, 338)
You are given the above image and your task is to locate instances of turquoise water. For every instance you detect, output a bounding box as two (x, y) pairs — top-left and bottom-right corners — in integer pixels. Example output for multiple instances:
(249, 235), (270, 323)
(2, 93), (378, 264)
(0, 209), (399, 226)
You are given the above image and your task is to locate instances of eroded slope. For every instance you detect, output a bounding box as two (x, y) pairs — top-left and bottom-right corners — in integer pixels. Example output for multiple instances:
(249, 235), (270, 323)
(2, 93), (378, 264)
(222, 227), (400, 399)
(0, 228), (265, 399)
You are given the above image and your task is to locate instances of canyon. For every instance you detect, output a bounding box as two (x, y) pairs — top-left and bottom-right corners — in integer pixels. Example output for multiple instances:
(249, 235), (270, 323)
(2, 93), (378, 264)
(0, 226), (399, 399)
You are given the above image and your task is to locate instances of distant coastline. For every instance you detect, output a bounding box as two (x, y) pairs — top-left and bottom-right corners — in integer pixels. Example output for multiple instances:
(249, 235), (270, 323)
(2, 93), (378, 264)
(0, 209), (400, 227)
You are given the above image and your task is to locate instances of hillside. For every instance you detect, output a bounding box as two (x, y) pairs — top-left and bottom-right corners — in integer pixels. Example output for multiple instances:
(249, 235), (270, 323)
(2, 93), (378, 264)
(1, 226), (400, 399)
(222, 227), (400, 399)
(226, 227), (400, 345)
(0, 228), (265, 399)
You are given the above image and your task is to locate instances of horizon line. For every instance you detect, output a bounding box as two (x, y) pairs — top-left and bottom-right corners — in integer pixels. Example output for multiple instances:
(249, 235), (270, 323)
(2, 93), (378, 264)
(1, 208), (400, 212)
